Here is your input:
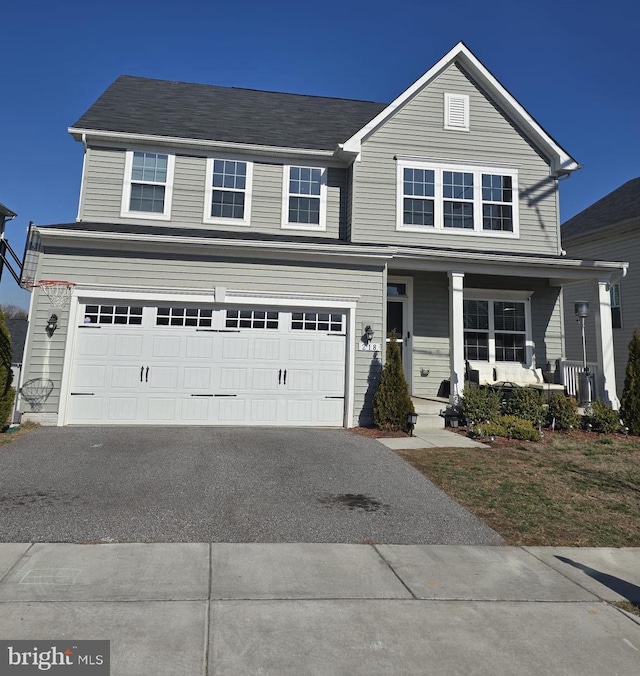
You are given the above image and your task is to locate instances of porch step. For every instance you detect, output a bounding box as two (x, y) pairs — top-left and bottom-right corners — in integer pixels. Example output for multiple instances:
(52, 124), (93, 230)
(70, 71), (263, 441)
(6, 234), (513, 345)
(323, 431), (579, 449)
(411, 397), (447, 430)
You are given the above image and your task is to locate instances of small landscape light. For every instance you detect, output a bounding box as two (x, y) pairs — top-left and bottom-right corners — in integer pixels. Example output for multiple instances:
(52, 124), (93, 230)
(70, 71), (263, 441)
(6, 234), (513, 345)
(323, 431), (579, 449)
(407, 411), (418, 436)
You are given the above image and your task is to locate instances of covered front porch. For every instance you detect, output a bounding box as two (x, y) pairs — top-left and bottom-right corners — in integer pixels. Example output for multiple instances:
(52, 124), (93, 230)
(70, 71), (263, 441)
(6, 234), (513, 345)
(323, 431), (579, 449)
(385, 248), (628, 409)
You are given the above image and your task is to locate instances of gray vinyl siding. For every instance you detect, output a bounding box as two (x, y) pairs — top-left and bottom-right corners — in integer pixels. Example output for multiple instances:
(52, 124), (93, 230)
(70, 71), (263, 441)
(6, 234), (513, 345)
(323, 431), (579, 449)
(79, 147), (346, 239)
(405, 271), (563, 398)
(22, 249), (384, 424)
(352, 63), (560, 255)
(563, 228), (638, 397)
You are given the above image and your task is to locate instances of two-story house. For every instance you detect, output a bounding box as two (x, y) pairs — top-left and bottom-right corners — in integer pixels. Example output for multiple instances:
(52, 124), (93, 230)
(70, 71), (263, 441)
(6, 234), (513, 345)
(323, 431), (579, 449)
(18, 42), (627, 427)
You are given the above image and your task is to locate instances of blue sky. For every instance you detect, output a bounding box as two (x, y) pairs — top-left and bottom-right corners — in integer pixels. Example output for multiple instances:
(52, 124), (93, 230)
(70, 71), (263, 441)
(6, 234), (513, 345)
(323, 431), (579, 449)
(2, 0), (639, 308)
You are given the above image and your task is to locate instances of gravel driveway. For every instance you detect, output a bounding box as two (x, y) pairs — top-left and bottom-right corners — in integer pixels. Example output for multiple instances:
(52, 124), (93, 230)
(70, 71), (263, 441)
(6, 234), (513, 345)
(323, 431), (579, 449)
(0, 427), (502, 544)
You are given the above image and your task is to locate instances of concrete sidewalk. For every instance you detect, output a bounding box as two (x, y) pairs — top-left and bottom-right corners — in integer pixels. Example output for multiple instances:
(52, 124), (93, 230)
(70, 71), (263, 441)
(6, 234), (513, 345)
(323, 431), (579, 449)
(0, 543), (639, 675)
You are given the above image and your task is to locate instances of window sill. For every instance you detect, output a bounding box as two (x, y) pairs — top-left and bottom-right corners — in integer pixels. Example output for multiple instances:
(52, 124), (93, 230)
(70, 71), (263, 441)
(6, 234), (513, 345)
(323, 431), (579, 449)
(120, 210), (172, 221)
(281, 222), (327, 232)
(396, 225), (519, 238)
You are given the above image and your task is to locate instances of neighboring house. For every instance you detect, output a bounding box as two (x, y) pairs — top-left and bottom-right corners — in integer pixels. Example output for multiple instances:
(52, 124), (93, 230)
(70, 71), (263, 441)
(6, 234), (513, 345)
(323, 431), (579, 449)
(19, 42), (627, 427)
(0, 201), (18, 285)
(562, 178), (639, 402)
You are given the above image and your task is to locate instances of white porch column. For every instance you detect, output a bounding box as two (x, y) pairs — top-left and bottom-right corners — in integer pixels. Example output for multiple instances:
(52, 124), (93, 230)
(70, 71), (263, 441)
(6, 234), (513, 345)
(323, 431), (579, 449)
(593, 279), (619, 409)
(448, 271), (465, 403)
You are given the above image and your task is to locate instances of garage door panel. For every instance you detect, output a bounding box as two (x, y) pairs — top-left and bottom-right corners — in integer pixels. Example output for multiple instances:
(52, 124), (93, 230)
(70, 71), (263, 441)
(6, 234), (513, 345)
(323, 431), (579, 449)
(185, 336), (215, 358)
(151, 335), (181, 358)
(183, 367), (212, 390)
(222, 338), (249, 359)
(108, 398), (138, 421)
(114, 334), (144, 357)
(76, 333), (109, 356)
(68, 304), (347, 426)
(253, 339), (281, 360)
(148, 366), (178, 389)
(146, 398), (176, 421)
(216, 397), (246, 422)
(74, 365), (107, 388)
(220, 368), (247, 391)
(250, 399), (278, 422)
(110, 366), (141, 389)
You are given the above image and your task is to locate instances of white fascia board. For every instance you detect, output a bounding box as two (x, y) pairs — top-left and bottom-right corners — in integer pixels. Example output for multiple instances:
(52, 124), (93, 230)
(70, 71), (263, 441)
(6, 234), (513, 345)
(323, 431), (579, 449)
(36, 227), (393, 262)
(68, 127), (339, 162)
(342, 42), (579, 175)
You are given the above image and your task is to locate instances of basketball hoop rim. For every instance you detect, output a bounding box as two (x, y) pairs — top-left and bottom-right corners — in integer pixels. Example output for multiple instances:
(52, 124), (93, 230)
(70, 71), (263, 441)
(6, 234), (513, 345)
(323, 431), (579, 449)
(36, 279), (76, 288)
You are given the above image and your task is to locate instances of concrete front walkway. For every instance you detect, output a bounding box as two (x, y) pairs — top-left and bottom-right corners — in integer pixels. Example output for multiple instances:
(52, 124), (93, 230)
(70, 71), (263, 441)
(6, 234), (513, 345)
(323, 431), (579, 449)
(0, 543), (638, 675)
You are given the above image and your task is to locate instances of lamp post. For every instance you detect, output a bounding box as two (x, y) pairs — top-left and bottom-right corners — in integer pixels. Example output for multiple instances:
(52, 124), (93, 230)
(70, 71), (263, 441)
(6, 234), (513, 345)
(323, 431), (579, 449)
(574, 301), (591, 405)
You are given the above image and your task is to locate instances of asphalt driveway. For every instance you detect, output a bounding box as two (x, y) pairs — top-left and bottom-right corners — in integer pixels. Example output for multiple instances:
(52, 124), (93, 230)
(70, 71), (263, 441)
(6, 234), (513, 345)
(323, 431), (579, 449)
(0, 427), (502, 544)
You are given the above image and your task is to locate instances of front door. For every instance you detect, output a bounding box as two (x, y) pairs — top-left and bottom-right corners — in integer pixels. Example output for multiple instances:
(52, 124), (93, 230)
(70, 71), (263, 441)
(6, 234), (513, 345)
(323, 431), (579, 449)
(386, 278), (412, 386)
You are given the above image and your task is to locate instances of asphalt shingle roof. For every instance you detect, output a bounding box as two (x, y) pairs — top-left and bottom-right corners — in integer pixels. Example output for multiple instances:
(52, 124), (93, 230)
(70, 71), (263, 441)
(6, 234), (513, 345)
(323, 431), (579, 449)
(71, 75), (387, 151)
(562, 177), (640, 241)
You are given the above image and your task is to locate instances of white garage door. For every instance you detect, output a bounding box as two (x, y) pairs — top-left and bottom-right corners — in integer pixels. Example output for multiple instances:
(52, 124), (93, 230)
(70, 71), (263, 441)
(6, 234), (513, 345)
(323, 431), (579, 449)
(66, 302), (347, 426)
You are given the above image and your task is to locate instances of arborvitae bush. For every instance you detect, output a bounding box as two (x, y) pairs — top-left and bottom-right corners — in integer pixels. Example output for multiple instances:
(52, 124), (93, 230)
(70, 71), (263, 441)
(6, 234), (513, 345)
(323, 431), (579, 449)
(583, 400), (620, 434)
(460, 386), (501, 425)
(373, 331), (415, 432)
(0, 309), (14, 428)
(502, 388), (546, 425)
(546, 393), (579, 430)
(621, 330), (640, 435)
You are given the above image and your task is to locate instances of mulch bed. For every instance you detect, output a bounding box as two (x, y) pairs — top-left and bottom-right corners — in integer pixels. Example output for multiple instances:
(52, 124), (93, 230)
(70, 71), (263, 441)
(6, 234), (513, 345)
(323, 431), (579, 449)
(350, 426), (409, 439)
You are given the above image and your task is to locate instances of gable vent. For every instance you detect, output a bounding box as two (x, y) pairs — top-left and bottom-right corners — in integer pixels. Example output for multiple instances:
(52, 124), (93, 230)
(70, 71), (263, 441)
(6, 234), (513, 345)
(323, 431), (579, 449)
(444, 93), (469, 131)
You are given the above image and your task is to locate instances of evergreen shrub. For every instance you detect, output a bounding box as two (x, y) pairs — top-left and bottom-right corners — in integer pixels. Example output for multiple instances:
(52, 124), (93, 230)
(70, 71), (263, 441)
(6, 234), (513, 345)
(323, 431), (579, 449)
(546, 393), (579, 431)
(583, 400), (620, 434)
(472, 415), (540, 442)
(373, 331), (415, 432)
(621, 330), (640, 435)
(460, 386), (500, 425)
(0, 308), (14, 428)
(502, 388), (546, 425)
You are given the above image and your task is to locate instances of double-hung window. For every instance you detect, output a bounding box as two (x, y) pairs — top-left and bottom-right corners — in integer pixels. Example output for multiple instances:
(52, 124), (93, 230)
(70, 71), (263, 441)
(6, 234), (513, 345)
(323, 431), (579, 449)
(397, 160), (518, 236)
(122, 150), (175, 220)
(204, 158), (253, 225)
(282, 165), (327, 230)
(610, 283), (622, 329)
(464, 297), (530, 364)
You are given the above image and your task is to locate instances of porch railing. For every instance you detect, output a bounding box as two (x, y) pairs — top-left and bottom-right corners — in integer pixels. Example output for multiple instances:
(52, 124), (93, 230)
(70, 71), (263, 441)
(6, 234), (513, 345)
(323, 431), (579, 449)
(559, 360), (601, 399)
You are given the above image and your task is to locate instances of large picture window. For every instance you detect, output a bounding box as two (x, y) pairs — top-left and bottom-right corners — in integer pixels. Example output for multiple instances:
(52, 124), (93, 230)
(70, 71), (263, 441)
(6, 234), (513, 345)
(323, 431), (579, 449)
(464, 298), (528, 363)
(397, 160), (518, 236)
(121, 150), (175, 220)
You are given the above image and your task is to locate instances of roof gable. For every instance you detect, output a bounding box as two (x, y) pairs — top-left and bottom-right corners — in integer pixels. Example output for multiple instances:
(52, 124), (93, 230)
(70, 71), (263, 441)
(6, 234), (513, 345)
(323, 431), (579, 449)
(562, 177), (640, 241)
(71, 76), (386, 152)
(342, 42), (579, 175)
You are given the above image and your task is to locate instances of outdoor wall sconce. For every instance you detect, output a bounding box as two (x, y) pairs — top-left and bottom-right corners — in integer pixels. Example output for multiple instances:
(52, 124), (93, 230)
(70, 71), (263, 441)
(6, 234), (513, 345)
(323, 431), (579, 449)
(407, 411), (418, 436)
(46, 314), (58, 336)
(364, 325), (374, 343)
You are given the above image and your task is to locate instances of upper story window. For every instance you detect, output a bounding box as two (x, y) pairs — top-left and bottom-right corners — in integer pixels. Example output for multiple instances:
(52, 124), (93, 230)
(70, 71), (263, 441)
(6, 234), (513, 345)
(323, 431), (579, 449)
(444, 93), (469, 131)
(397, 159), (519, 237)
(121, 150), (175, 220)
(610, 283), (622, 329)
(204, 158), (253, 225)
(282, 165), (327, 230)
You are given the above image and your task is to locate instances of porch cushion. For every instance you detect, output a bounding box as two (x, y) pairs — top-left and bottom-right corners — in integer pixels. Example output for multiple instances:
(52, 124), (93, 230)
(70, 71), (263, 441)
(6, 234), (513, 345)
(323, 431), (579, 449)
(494, 364), (544, 385)
(467, 361), (496, 385)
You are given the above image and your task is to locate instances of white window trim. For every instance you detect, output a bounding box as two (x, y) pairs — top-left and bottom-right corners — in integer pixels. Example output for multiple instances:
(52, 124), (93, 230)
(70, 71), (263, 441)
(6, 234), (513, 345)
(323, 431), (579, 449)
(396, 159), (519, 238)
(281, 165), (328, 231)
(444, 93), (469, 131)
(120, 149), (175, 221)
(203, 157), (253, 226)
(464, 291), (533, 367)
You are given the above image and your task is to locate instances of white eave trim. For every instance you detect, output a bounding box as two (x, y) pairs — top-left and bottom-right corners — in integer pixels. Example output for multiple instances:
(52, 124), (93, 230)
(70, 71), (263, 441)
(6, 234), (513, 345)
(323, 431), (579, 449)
(68, 127), (338, 161)
(342, 42), (580, 175)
